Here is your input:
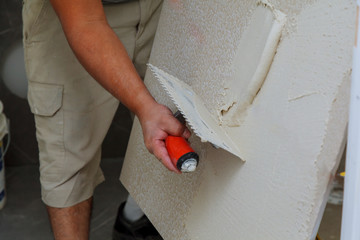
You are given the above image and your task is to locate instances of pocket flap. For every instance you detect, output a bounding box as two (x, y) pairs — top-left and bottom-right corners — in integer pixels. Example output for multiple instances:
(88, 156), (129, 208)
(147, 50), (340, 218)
(28, 82), (63, 116)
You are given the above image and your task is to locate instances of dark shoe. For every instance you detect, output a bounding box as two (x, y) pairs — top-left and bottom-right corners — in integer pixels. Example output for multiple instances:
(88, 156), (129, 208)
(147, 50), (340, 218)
(113, 202), (163, 240)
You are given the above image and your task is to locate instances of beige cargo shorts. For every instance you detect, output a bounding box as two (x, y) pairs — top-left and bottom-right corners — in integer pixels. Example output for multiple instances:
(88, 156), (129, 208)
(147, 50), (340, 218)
(22, 0), (162, 208)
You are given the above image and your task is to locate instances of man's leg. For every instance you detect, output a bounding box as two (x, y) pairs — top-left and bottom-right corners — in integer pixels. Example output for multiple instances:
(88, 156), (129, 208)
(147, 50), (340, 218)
(47, 198), (93, 240)
(23, 0), (140, 238)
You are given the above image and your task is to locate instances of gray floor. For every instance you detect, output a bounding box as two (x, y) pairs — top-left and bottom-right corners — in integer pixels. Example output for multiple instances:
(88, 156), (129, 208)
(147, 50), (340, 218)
(0, 158), (128, 240)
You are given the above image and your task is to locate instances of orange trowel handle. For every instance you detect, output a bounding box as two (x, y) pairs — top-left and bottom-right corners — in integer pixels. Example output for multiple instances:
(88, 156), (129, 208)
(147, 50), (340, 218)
(165, 136), (198, 171)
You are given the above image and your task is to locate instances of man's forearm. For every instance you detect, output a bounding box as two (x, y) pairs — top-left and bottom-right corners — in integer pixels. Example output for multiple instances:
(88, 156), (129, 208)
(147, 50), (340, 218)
(66, 21), (156, 116)
(51, 0), (156, 117)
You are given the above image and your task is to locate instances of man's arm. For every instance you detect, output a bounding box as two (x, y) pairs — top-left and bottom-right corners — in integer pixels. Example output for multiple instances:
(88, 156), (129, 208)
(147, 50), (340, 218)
(50, 0), (190, 173)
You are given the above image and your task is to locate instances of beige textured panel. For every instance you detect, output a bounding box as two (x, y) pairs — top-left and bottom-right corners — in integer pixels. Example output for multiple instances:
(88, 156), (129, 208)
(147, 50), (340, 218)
(120, 0), (355, 239)
(221, 1), (287, 126)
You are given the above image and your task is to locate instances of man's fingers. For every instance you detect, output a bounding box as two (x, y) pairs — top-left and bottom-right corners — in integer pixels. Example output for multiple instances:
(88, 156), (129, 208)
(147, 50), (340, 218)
(162, 114), (191, 139)
(182, 128), (191, 139)
(153, 140), (181, 173)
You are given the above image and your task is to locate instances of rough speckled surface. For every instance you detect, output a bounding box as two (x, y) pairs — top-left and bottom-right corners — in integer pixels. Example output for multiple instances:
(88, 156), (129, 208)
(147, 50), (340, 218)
(120, 0), (355, 239)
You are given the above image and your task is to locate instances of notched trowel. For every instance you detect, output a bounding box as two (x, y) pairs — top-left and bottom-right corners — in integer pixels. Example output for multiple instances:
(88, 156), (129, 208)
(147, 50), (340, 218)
(149, 64), (243, 161)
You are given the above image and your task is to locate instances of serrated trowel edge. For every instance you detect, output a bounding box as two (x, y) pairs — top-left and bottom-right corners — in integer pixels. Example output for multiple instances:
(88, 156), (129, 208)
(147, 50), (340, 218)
(148, 64), (243, 160)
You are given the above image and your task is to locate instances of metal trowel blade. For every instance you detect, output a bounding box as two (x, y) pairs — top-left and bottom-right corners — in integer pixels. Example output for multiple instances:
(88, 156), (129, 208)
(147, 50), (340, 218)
(149, 64), (243, 160)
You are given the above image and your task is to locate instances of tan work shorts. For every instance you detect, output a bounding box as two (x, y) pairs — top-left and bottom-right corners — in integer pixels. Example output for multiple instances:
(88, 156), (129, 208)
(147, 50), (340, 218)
(23, 0), (162, 208)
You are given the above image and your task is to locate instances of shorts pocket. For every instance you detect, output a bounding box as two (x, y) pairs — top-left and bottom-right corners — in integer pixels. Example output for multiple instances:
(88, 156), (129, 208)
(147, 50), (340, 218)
(28, 81), (63, 116)
(28, 81), (65, 185)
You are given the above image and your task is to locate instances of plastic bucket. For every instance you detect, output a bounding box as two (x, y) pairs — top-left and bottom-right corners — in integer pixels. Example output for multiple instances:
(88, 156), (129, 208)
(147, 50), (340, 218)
(0, 101), (8, 210)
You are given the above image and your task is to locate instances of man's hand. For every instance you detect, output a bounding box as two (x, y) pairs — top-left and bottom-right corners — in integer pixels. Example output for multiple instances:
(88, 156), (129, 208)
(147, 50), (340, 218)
(137, 102), (191, 173)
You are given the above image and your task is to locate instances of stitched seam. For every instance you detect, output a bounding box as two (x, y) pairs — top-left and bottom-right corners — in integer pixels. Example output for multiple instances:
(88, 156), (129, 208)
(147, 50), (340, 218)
(24, 0), (47, 43)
